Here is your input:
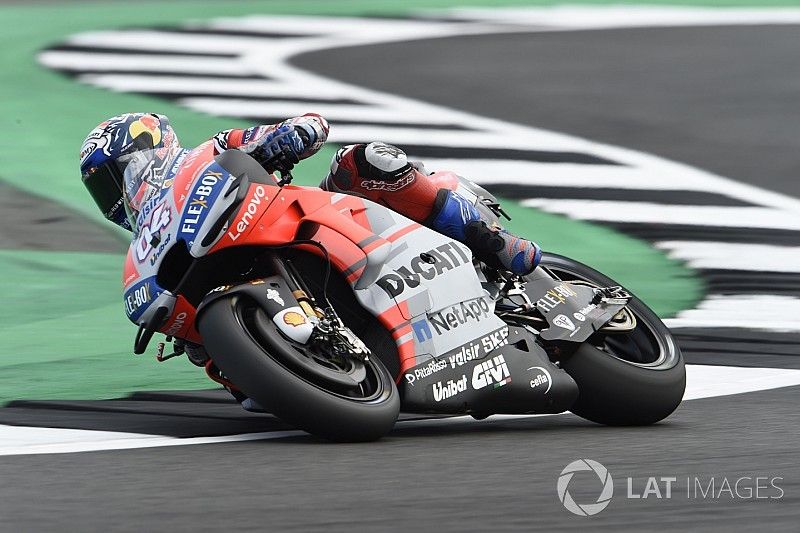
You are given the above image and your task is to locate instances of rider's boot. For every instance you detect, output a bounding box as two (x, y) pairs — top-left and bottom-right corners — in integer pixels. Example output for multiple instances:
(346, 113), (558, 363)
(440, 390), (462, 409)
(322, 142), (541, 276)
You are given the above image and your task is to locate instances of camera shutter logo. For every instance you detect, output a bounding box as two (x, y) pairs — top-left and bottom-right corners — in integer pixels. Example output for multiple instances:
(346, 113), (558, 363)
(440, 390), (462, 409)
(557, 459), (614, 516)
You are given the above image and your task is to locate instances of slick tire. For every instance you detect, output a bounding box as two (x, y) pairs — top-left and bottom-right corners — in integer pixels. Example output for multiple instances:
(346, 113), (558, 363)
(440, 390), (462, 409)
(538, 253), (686, 426)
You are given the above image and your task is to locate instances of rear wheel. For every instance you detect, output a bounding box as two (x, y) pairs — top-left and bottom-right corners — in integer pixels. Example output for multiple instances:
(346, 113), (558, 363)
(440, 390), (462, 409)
(198, 294), (400, 441)
(535, 253), (685, 425)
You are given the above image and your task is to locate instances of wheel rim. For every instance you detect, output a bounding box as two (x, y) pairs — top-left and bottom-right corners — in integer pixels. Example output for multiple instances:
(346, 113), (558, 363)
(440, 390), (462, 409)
(234, 297), (391, 402)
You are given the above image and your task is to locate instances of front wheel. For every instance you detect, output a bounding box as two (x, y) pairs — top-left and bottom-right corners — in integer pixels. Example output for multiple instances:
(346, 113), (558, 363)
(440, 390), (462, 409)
(198, 294), (400, 441)
(535, 253), (686, 425)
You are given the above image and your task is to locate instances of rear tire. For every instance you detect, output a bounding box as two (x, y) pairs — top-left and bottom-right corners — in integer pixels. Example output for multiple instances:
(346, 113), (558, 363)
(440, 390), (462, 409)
(536, 253), (685, 425)
(198, 294), (400, 441)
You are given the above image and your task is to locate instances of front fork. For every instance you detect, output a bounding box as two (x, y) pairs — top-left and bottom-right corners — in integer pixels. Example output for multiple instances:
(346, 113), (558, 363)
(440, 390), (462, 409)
(219, 253), (370, 361)
(265, 253), (324, 327)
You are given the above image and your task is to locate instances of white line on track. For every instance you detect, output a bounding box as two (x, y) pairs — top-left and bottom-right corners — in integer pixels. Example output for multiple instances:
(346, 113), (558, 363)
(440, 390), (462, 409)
(66, 30), (293, 54)
(206, 15), (459, 36)
(521, 200), (800, 231)
(79, 75), (351, 100)
(180, 97), (461, 125)
(78, 75), (295, 95)
(664, 295), (800, 331)
(2, 364), (799, 457)
(406, 159), (711, 191)
(444, 6), (800, 29)
(38, 52), (259, 76)
(655, 241), (800, 273)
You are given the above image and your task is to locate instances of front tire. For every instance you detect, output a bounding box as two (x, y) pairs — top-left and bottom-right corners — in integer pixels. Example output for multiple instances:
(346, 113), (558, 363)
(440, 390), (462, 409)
(198, 294), (400, 441)
(536, 253), (686, 425)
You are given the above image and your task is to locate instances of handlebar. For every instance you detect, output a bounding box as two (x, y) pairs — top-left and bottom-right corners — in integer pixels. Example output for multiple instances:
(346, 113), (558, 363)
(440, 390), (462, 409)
(133, 305), (170, 355)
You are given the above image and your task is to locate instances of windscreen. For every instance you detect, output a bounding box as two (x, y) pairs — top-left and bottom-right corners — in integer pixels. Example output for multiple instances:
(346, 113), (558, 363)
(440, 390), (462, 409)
(121, 147), (179, 231)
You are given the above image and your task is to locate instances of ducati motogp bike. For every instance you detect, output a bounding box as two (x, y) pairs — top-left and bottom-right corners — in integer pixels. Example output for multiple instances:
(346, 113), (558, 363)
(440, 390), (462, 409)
(123, 146), (685, 441)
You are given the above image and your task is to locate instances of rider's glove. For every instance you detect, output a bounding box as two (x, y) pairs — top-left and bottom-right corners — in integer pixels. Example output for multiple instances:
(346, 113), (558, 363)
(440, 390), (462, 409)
(240, 124), (305, 174)
(290, 113), (329, 157)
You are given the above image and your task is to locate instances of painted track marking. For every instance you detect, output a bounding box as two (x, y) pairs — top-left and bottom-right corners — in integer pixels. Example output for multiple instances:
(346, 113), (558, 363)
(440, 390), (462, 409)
(2, 364), (800, 457)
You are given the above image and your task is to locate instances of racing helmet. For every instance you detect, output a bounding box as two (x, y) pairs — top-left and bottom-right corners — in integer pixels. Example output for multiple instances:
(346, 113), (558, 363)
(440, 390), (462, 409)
(80, 113), (180, 230)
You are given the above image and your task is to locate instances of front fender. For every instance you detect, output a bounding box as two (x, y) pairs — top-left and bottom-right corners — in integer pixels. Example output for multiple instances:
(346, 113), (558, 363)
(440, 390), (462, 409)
(196, 275), (316, 344)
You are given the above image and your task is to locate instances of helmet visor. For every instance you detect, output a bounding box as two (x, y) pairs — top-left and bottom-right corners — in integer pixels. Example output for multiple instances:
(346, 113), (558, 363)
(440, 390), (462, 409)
(82, 161), (126, 222)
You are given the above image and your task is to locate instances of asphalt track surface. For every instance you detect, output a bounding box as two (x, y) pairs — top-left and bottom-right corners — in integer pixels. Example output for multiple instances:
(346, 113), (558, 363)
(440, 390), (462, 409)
(0, 388), (798, 531)
(2, 24), (799, 531)
(0, 181), (125, 253)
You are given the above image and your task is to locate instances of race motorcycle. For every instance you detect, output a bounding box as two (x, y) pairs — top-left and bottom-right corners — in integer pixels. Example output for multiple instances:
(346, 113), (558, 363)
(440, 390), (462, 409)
(123, 144), (685, 441)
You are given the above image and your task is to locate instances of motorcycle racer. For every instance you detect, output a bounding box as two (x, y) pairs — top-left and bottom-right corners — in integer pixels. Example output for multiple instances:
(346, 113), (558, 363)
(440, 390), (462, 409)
(76, 113), (684, 433)
(80, 112), (541, 276)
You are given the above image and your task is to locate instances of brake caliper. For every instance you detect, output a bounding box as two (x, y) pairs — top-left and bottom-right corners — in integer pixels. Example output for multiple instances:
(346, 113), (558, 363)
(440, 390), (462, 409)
(591, 286), (636, 332)
(310, 318), (371, 362)
(592, 285), (632, 305)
